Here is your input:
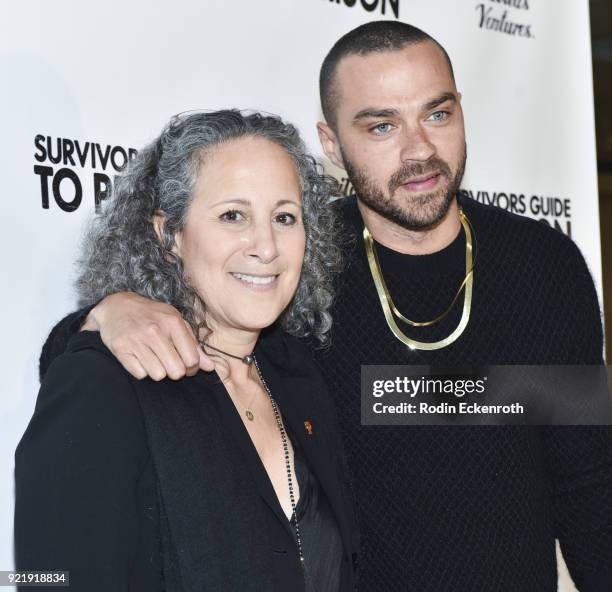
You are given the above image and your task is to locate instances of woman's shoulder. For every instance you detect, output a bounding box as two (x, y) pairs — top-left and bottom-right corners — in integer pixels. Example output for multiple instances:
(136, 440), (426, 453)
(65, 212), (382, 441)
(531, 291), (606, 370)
(46, 330), (125, 377)
(20, 331), (148, 466)
(258, 330), (338, 419)
(40, 331), (142, 416)
(15, 332), (158, 588)
(64, 329), (117, 360)
(258, 329), (328, 391)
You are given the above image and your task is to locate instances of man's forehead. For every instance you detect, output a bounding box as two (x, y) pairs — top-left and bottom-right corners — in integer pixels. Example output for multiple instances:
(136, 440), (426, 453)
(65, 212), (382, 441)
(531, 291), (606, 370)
(333, 43), (455, 112)
(339, 42), (451, 81)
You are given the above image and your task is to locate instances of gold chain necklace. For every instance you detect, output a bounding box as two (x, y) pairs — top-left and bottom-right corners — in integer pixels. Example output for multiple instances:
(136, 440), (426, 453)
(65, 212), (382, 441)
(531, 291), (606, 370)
(363, 209), (474, 351)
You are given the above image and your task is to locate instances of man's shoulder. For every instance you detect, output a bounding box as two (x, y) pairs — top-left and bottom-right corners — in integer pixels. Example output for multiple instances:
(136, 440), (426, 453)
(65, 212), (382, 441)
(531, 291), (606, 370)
(333, 193), (592, 280)
(460, 195), (585, 267)
(337, 193), (575, 246)
(460, 194), (557, 239)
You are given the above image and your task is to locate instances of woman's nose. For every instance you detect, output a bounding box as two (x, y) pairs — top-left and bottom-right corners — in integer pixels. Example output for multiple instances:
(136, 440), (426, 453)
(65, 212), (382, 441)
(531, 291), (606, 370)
(247, 221), (279, 264)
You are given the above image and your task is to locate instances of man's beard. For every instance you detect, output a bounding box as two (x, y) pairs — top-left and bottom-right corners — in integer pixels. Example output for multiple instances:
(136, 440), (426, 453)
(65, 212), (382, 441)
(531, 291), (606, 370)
(343, 143), (467, 231)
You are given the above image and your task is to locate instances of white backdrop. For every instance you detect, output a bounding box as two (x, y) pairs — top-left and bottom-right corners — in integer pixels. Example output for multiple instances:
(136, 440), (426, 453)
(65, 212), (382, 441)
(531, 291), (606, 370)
(0, 1), (600, 589)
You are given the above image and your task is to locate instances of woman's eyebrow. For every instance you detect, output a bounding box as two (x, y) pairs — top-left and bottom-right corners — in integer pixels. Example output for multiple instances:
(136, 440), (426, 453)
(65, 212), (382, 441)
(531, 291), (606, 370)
(210, 198), (299, 207)
(210, 198), (251, 207)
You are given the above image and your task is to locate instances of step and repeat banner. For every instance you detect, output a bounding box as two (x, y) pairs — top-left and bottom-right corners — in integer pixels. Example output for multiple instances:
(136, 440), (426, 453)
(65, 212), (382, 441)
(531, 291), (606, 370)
(0, 1), (600, 589)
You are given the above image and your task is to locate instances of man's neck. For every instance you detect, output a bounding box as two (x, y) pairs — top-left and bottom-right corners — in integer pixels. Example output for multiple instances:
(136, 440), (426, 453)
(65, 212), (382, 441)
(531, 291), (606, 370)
(357, 198), (462, 255)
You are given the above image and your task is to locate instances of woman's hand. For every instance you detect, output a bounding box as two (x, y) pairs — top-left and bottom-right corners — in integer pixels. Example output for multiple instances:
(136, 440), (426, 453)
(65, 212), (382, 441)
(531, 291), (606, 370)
(84, 292), (214, 380)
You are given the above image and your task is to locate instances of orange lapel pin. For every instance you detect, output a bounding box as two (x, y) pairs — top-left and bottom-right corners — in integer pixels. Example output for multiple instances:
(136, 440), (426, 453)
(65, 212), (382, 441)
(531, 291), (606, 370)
(304, 420), (313, 435)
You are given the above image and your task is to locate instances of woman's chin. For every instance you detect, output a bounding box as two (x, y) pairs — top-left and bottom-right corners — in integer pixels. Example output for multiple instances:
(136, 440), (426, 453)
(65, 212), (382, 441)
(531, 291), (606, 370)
(237, 315), (281, 333)
(211, 309), (284, 335)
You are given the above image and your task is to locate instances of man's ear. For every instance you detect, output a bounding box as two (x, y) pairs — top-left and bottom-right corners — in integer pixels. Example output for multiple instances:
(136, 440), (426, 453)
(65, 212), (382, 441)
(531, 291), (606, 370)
(317, 121), (345, 170)
(153, 211), (181, 256)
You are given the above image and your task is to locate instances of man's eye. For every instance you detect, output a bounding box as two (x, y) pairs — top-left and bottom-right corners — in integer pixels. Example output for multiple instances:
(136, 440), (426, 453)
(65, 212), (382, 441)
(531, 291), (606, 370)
(428, 111), (450, 122)
(274, 212), (297, 225)
(220, 209), (245, 222)
(369, 122), (393, 135)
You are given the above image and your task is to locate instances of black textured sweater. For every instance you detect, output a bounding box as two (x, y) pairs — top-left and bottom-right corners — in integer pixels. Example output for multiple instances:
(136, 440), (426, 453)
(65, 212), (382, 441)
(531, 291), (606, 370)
(310, 196), (612, 591)
(39, 196), (612, 591)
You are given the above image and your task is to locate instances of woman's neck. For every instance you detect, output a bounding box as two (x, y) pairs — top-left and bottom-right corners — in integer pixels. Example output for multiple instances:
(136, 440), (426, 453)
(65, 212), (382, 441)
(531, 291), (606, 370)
(202, 320), (260, 384)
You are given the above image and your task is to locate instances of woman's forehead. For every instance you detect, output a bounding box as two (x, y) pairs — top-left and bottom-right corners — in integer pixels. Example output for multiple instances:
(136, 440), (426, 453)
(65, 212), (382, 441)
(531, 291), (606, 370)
(193, 137), (302, 205)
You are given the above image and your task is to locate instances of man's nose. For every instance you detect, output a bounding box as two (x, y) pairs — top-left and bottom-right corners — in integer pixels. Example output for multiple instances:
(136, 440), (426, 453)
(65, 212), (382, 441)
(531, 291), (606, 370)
(399, 124), (436, 163)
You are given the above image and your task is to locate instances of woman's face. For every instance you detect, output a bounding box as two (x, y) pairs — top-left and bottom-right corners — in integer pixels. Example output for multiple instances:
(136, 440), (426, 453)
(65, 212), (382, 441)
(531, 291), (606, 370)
(174, 136), (306, 335)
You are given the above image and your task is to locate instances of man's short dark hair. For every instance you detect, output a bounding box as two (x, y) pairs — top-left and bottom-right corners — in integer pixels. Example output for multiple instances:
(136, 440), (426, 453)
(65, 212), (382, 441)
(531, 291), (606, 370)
(319, 20), (455, 130)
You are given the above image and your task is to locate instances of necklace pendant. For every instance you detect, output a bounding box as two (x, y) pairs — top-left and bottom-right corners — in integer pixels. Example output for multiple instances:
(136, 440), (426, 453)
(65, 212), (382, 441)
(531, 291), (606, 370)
(245, 409), (255, 421)
(243, 354), (254, 365)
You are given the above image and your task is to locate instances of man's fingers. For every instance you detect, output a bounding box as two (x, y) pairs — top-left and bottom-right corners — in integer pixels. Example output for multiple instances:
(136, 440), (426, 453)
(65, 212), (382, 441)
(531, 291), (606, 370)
(116, 353), (148, 381)
(145, 328), (190, 380)
(177, 319), (214, 372)
(129, 343), (169, 382)
(170, 320), (203, 377)
(94, 292), (211, 380)
(199, 349), (215, 372)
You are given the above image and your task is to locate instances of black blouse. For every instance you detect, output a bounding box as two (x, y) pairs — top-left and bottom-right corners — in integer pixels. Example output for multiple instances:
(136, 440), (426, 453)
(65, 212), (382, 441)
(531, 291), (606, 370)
(291, 428), (344, 592)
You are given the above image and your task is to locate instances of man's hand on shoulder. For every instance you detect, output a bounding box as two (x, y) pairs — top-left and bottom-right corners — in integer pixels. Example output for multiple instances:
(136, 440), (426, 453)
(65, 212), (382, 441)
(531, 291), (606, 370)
(83, 292), (214, 380)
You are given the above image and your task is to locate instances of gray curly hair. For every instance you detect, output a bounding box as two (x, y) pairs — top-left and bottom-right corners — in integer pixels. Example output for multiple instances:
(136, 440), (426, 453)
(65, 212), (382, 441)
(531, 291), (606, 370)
(77, 109), (343, 343)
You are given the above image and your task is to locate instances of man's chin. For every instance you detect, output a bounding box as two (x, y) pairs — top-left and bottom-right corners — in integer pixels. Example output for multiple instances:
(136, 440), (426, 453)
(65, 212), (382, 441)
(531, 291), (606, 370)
(362, 203), (445, 232)
(387, 190), (454, 230)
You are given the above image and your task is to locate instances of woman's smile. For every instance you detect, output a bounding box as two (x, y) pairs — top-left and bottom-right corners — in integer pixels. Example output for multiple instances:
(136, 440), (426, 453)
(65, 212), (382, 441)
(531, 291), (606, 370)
(230, 272), (280, 291)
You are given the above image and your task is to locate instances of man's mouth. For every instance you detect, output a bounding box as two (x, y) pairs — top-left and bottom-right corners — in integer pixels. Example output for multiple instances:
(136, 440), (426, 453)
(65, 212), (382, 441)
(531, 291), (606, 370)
(400, 172), (441, 193)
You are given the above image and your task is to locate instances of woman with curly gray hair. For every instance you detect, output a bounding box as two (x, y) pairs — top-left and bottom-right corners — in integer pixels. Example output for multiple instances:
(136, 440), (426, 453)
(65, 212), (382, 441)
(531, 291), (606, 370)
(15, 110), (358, 592)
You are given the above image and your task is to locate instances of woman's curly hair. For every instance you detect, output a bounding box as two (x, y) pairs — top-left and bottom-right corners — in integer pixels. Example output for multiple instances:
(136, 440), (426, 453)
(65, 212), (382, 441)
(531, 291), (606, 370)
(76, 109), (343, 343)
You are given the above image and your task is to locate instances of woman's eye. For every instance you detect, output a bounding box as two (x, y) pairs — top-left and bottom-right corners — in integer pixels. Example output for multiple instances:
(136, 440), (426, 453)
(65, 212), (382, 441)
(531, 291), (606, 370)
(219, 209), (245, 222)
(274, 212), (297, 225)
(370, 122), (393, 135)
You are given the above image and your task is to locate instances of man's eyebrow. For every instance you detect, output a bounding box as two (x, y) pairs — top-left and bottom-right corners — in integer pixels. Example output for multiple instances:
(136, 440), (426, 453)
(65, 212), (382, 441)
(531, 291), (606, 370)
(352, 94), (457, 123)
(423, 92), (457, 112)
(353, 108), (400, 122)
